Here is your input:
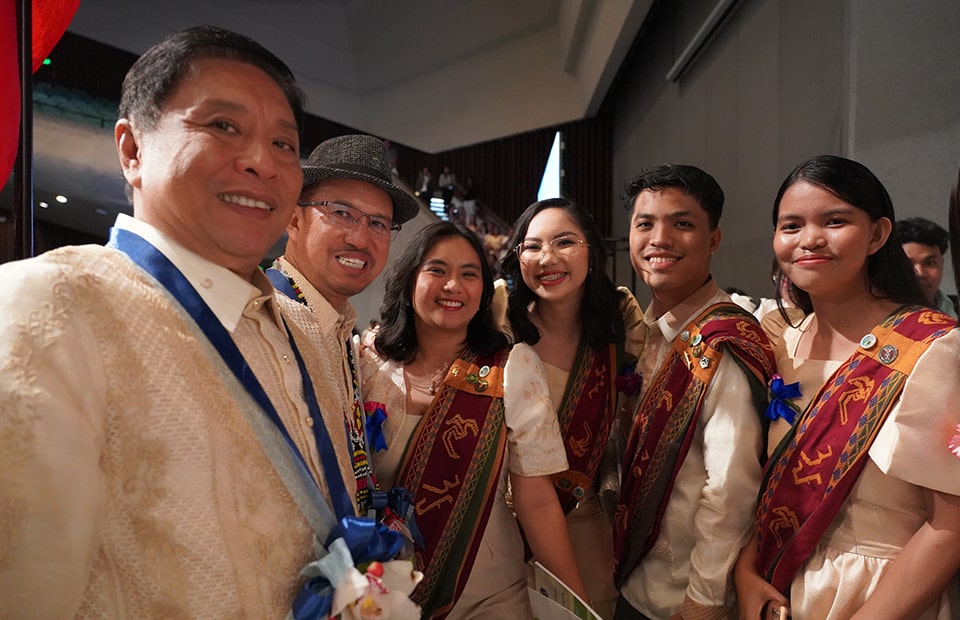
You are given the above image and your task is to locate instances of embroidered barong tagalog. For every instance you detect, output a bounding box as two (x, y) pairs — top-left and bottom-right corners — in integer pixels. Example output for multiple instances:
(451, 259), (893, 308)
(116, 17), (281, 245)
(755, 306), (956, 593)
(116, 230), (353, 523)
(266, 263), (376, 514)
(395, 350), (507, 620)
(613, 303), (775, 586)
(552, 342), (618, 512)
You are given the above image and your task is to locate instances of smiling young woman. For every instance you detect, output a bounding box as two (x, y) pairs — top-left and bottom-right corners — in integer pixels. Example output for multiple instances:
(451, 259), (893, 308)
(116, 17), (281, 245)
(362, 222), (587, 619)
(498, 198), (645, 619)
(735, 155), (960, 620)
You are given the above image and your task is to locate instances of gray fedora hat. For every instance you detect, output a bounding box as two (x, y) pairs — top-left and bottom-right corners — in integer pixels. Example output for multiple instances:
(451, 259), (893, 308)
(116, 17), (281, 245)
(301, 134), (420, 225)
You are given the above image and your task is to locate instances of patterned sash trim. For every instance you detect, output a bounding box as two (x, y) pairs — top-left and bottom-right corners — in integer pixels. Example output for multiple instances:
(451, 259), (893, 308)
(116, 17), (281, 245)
(613, 303), (775, 586)
(551, 342), (618, 513)
(755, 306), (955, 593)
(397, 349), (508, 620)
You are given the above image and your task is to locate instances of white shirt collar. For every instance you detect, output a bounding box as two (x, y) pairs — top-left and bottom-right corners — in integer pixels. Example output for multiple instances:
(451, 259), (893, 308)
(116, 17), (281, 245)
(644, 278), (720, 342)
(274, 256), (358, 336)
(113, 213), (276, 333)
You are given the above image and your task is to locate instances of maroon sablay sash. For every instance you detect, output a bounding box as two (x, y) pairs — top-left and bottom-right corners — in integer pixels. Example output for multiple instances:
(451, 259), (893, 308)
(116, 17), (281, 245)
(613, 302), (775, 587)
(755, 306), (955, 594)
(551, 342), (618, 513)
(396, 349), (507, 620)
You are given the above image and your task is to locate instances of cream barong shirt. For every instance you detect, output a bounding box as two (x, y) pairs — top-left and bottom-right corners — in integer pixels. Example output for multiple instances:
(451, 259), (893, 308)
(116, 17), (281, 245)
(0, 215), (335, 618)
(620, 280), (765, 620)
(272, 255), (362, 514)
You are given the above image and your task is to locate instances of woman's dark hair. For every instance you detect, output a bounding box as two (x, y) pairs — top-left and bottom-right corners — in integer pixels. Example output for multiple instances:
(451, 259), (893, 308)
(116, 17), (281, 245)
(771, 155), (926, 316)
(501, 198), (625, 349)
(375, 222), (508, 363)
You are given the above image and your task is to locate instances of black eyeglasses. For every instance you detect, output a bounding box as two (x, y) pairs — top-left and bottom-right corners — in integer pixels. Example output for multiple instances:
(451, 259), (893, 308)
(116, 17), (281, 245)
(297, 201), (401, 240)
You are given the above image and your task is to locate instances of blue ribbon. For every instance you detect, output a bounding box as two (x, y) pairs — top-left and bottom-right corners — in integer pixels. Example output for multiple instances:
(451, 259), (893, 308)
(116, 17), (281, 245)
(365, 403), (388, 452)
(292, 517), (407, 620)
(765, 374), (801, 425)
(264, 267), (299, 301)
(331, 516), (407, 561)
(386, 487), (425, 550)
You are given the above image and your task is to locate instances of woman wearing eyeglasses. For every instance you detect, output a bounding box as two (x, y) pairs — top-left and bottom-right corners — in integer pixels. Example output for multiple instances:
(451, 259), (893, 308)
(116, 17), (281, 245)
(361, 222), (586, 619)
(498, 198), (645, 619)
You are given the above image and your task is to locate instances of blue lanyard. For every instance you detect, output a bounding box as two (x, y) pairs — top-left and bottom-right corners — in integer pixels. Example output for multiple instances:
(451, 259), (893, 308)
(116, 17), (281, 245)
(267, 266), (383, 514)
(110, 229), (354, 522)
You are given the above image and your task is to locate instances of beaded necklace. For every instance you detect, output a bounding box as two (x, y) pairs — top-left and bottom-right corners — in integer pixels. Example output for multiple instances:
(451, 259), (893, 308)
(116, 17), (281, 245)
(285, 274), (308, 307)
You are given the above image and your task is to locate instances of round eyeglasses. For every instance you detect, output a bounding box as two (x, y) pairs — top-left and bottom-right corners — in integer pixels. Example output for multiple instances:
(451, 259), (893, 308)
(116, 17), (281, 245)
(297, 201), (401, 240)
(515, 235), (587, 264)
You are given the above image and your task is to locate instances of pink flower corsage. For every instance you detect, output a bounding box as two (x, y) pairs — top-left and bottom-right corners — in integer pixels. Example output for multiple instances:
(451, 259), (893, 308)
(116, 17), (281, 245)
(334, 558), (422, 620)
(949, 424), (960, 461)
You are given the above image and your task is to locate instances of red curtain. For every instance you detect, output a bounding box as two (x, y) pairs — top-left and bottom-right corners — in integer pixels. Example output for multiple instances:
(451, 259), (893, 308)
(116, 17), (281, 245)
(0, 0), (79, 182)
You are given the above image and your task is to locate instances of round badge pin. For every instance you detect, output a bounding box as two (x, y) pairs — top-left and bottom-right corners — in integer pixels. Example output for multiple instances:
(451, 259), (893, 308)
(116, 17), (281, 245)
(878, 344), (898, 364)
(691, 333), (703, 347)
(680, 330), (691, 343)
(478, 365), (490, 378)
(859, 333), (877, 349)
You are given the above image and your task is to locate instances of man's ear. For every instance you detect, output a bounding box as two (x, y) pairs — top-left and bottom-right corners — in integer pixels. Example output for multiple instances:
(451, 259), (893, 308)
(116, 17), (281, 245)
(708, 227), (722, 254)
(115, 119), (142, 189)
(286, 203), (306, 240)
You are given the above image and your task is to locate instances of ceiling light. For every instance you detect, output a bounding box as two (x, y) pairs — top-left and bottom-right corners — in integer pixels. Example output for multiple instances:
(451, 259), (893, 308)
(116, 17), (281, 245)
(55, 195), (68, 203)
(39, 201), (49, 208)
(95, 208), (108, 215)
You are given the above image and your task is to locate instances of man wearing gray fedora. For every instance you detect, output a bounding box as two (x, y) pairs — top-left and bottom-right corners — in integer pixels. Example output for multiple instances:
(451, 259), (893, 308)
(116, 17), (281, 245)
(267, 134), (420, 516)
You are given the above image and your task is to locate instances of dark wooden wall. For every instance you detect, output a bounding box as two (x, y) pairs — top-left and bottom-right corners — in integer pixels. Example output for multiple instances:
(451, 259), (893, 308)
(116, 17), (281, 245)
(6, 30), (614, 262)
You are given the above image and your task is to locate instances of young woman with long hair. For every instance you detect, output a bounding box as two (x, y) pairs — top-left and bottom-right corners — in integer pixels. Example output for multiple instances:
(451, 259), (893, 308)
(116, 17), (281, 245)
(362, 222), (586, 619)
(735, 155), (960, 619)
(498, 198), (645, 619)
